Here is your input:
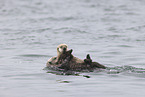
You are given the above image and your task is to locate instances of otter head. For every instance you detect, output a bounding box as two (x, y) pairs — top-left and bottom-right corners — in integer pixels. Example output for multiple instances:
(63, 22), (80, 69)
(57, 44), (68, 56)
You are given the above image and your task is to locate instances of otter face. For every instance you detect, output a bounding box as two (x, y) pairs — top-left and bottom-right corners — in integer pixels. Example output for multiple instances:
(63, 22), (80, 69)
(57, 44), (68, 54)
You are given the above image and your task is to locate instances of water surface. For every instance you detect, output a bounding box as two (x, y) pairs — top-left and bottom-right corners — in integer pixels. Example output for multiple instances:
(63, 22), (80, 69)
(1, 0), (145, 97)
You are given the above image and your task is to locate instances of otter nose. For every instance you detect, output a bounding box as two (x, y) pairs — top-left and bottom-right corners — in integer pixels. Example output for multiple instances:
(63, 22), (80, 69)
(63, 48), (66, 51)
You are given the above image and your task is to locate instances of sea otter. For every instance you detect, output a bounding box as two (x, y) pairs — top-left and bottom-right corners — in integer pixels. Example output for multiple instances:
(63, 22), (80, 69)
(46, 44), (84, 66)
(46, 44), (68, 66)
(57, 49), (106, 71)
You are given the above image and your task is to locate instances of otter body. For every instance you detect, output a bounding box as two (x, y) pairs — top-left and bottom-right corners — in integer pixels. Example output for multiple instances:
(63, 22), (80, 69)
(46, 44), (84, 67)
(47, 49), (106, 71)
(46, 44), (106, 72)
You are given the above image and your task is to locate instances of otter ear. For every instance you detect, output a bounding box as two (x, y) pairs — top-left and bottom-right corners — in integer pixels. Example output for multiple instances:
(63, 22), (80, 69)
(86, 54), (91, 59)
(57, 47), (60, 53)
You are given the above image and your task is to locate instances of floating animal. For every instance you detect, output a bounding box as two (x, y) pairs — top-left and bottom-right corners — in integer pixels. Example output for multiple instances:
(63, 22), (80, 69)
(46, 44), (68, 66)
(57, 49), (106, 71)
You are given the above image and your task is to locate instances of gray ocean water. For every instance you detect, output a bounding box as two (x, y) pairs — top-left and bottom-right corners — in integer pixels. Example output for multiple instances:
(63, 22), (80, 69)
(1, 0), (145, 97)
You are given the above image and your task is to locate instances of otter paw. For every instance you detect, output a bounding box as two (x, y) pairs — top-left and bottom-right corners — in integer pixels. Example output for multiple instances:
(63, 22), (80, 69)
(84, 54), (92, 64)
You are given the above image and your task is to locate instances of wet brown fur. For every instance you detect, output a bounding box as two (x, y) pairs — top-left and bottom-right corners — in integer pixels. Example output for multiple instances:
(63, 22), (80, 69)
(57, 49), (106, 71)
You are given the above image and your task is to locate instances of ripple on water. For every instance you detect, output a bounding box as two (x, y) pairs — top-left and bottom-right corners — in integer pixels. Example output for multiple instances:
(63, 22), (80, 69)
(53, 27), (88, 34)
(106, 65), (145, 75)
(44, 65), (145, 79)
(18, 54), (50, 58)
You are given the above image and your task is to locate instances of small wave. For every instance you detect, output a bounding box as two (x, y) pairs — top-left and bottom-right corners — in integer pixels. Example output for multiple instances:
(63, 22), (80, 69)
(106, 65), (145, 74)
(44, 65), (145, 78)
(19, 54), (49, 58)
(43, 67), (81, 75)
(41, 16), (77, 21)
